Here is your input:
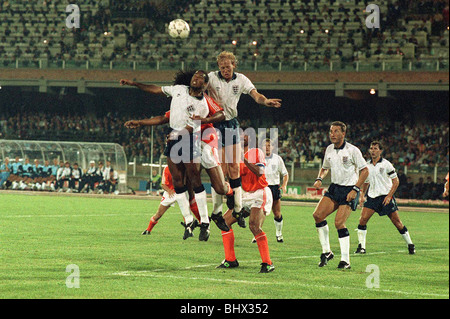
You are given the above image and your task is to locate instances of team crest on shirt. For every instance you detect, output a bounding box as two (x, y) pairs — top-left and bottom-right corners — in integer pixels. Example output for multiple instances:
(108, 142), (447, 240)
(342, 156), (349, 164)
(232, 85), (239, 95)
(379, 167), (384, 174)
(187, 105), (194, 113)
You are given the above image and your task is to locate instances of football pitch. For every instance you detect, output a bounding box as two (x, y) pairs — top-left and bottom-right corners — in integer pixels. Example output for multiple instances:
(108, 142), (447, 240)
(1, 193), (448, 299)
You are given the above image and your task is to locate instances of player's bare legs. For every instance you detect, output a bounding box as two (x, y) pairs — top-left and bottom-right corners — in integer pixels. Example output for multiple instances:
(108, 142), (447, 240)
(142, 204), (171, 235)
(313, 197), (338, 267)
(388, 211), (404, 230)
(388, 211), (415, 253)
(313, 196), (338, 223)
(248, 207), (266, 237)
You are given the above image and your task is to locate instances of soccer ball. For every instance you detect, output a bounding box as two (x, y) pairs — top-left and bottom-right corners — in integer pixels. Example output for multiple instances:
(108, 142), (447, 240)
(168, 19), (190, 39)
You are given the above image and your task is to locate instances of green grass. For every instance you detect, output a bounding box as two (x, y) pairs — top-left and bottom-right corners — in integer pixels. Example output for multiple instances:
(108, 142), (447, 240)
(0, 193), (448, 299)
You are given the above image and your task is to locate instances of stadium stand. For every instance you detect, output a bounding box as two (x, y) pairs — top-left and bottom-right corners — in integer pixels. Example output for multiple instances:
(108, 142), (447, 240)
(0, 0), (448, 71)
(1, 112), (448, 170)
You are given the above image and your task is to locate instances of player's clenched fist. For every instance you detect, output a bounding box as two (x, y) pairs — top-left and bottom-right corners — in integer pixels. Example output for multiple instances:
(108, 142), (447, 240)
(313, 179), (322, 189)
(124, 120), (141, 128)
(120, 79), (135, 86)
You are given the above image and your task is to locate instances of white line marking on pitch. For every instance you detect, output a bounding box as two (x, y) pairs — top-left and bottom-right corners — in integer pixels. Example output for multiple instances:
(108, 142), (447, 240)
(111, 248), (449, 298)
(111, 271), (448, 298)
(1, 213), (146, 218)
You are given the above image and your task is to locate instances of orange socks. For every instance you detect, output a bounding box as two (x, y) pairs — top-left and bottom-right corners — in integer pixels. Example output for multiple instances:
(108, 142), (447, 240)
(221, 230), (236, 262)
(147, 217), (158, 232)
(255, 232), (271, 265)
(189, 199), (201, 222)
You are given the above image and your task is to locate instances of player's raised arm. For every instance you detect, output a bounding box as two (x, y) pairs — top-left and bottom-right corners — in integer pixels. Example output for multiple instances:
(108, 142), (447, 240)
(124, 115), (169, 129)
(249, 89), (282, 108)
(119, 79), (165, 96)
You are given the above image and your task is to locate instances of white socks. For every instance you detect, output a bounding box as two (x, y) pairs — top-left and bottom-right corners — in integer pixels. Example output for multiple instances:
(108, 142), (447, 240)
(232, 186), (242, 212)
(274, 216), (283, 237)
(211, 188), (223, 215)
(175, 190), (193, 225)
(194, 189), (209, 224)
(399, 226), (413, 245)
(316, 221), (331, 254)
(338, 228), (350, 264)
(357, 224), (367, 249)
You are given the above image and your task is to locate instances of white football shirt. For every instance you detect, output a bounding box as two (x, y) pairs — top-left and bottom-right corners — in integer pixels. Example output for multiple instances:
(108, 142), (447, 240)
(161, 85), (210, 132)
(365, 157), (398, 198)
(206, 71), (256, 120)
(322, 141), (367, 186)
(265, 153), (289, 186)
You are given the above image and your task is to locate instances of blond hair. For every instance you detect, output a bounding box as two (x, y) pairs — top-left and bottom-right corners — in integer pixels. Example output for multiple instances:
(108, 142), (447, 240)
(217, 51), (238, 66)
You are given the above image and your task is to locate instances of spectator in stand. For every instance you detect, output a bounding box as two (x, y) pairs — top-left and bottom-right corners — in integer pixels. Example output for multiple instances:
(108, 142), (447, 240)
(0, 157), (11, 188)
(146, 169), (162, 195)
(412, 177), (426, 199)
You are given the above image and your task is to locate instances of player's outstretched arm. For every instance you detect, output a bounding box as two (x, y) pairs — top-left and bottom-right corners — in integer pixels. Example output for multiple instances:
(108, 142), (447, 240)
(124, 115), (169, 129)
(249, 89), (282, 108)
(119, 79), (165, 95)
(190, 111), (225, 124)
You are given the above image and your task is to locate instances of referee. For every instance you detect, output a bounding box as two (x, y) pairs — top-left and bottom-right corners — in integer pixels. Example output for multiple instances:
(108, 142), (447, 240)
(312, 121), (369, 269)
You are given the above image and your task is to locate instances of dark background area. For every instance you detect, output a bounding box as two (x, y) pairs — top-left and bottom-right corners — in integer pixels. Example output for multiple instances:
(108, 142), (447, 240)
(0, 86), (448, 127)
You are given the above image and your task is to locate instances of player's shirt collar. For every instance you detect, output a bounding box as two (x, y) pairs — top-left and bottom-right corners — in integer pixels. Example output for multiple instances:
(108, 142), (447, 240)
(370, 157), (384, 165)
(218, 71), (237, 81)
(334, 140), (346, 150)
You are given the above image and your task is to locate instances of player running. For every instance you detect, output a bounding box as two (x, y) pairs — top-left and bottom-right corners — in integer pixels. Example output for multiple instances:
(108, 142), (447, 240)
(356, 141), (415, 255)
(312, 121), (369, 270)
(206, 51), (282, 228)
(217, 132), (275, 273)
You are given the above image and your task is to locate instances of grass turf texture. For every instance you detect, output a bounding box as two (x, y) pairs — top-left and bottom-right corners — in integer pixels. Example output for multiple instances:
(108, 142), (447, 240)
(1, 193), (448, 299)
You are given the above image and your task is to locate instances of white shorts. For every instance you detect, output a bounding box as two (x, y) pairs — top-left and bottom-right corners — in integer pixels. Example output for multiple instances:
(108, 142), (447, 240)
(242, 187), (273, 216)
(201, 141), (220, 170)
(160, 191), (176, 207)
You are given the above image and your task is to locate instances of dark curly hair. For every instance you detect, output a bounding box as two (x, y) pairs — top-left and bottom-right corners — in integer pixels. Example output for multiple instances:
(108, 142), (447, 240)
(173, 69), (209, 86)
